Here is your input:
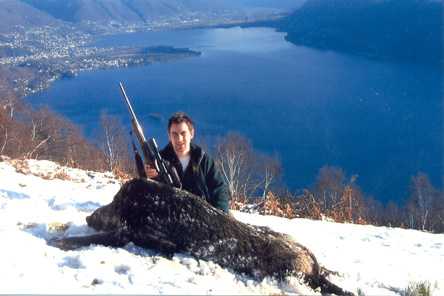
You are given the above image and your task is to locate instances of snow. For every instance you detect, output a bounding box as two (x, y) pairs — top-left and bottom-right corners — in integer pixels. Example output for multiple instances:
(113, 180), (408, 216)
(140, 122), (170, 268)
(1, 158), (443, 295)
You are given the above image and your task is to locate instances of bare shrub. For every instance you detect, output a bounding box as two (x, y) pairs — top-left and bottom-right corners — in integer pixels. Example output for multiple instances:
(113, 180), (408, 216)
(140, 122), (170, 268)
(295, 190), (323, 220)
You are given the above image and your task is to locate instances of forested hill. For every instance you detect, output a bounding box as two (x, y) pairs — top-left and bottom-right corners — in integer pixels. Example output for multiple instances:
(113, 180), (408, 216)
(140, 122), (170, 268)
(274, 0), (444, 67)
(18, 0), (243, 24)
(0, 0), (61, 32)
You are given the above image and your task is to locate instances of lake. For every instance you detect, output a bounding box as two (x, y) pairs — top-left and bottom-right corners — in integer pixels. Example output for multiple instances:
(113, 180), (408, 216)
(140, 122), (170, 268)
(28, 27), (444, 204)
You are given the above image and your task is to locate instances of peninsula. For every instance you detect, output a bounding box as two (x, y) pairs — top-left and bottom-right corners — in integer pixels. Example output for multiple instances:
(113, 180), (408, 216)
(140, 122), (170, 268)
(0, 24), (200, 101)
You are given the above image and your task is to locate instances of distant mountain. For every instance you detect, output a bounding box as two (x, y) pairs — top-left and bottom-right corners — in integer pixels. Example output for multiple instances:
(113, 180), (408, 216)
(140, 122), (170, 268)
(230, 0), (306, 9)
(275, 0), (444, 67)
(18, 0), (244, 24)
(0, 0), (61, 33)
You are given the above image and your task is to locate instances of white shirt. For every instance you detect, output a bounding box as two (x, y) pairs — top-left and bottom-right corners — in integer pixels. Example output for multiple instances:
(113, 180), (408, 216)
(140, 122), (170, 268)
(179, 154), (191, 172)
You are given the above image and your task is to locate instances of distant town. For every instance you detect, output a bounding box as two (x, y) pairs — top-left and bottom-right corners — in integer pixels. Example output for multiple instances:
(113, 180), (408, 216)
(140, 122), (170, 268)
(0, 22), (206, 100)
(0, 3), (285, 101)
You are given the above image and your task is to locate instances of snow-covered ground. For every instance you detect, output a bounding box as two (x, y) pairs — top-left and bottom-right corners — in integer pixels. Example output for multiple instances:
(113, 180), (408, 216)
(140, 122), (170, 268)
(0, 158), (443, 295)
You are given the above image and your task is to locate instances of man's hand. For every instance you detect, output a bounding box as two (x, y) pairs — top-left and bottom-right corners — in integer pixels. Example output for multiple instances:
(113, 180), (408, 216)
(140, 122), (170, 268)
(144, 163), (158, 179)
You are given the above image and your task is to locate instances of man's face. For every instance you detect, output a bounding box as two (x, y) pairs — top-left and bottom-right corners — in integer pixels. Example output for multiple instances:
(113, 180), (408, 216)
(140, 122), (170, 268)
(168, 122), (194, 158)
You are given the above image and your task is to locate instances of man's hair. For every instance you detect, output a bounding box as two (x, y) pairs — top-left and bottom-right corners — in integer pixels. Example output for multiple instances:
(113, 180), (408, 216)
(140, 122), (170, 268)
(168, 111), (194, 132)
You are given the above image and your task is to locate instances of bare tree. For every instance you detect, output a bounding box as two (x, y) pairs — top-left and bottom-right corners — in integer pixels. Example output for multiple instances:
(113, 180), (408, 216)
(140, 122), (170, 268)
(259, 151), (283, 199)
(363, 196), (384, 226)
(63, 128), (103, 170)
(24, 106), (72, 159)
(310, 166), (346, 212)
(308, 166), (370, 223)
(0, 107), (13, 154)
(430, 193), (444, 233)
(335, 174), (368, 223)
(97, 109), (130, 173)
(0, 99), (117, 172)
(405, 172), (439, 231)
(21, 105), (97, 168)
(384, 200), (403, 228)
(215, 132), (258, 199)
(1, 91), (21, 118)
(214, 132), (284, 200)
(0, 94), (26, 156)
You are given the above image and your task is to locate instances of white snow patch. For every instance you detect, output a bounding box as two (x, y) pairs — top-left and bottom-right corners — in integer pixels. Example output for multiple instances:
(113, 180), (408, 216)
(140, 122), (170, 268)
(1, 158), (443, 295)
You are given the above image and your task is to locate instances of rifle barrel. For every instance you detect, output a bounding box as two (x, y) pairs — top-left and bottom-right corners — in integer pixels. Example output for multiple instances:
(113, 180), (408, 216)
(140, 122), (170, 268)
(119, 82), (175, 186)
(119, 82), (148, 143)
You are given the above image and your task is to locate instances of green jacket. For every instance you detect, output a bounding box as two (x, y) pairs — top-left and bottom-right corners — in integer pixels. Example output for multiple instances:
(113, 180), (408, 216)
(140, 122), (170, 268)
(158, 142), (230, 214)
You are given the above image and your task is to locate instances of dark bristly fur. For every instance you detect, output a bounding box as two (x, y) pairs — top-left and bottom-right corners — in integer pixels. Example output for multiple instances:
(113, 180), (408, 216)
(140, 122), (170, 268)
(57, 178), (354, 295)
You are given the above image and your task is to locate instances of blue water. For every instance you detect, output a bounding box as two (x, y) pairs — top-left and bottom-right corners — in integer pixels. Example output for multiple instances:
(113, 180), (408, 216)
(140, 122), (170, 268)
(28, 27), (444, 204)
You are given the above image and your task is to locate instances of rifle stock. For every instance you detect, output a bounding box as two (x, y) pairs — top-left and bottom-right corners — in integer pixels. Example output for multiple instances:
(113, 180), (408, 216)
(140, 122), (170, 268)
(119, 82), (174, 185)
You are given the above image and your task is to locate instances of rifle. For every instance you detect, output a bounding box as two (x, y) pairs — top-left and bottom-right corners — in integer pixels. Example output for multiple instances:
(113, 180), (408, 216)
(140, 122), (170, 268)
(119, 82), (174, 185)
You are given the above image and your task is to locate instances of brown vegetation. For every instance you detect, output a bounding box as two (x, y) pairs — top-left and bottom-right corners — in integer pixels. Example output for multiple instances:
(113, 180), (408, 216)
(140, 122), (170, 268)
(213, 132), (444, 234)
(0, 96), (134, 176)
(1, 96), (443, 234)
(230, 164), (444, 234)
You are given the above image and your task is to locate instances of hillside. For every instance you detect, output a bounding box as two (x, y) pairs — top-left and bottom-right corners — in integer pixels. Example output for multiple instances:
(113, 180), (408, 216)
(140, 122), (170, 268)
(0, 0), (288, 103)
(274, 0), (444, 67)
(0, 0), (62, 33)
(231, 0), (306, 9)
(19, 0), (247, 24)
(0, 157), (443, 294)
(0, 0), (288, 35)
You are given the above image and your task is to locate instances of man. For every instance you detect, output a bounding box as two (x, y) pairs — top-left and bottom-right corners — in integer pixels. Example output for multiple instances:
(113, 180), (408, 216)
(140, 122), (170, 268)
(146, 111), (230, 214)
